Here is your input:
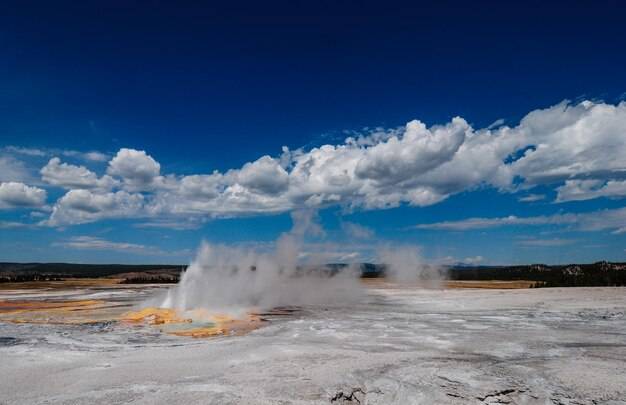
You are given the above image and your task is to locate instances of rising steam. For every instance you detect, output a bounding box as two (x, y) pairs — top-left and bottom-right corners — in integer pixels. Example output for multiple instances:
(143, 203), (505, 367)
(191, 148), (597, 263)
(156, 211), (363, 316)
(149, 211), (445, 316)
(377, 246), (443, 286)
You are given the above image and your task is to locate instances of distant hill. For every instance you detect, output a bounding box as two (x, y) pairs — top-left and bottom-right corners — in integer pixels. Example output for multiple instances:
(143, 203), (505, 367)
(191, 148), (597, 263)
(1, 261), (625, 287)
(0, 262), (184, 282)
(334, 262), (626, 287)
(446, 261), (626, 287)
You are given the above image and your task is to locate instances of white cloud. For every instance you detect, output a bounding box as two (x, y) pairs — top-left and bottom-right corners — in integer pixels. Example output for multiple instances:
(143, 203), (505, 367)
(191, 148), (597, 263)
(414, 207), (626, 234)
(63, 150), (109, 162)
(437, 255), (485, 265)
(237, 155), (289, 194)
(0, 182), (47, 209)
(56, 236), (151, 253)
(4, 146), (109, 162)
(1, 147), (111, 189)
(3, 146), (47, 157)
(487, 118), (505, 129)
(46, 189), (144, 226)
(517, 238), (576, 247)
(354, 118), (467, 185)
(148, 180), (292, 218)
(462, 255), (484, 265)
(177, 174), (224, 199)
(414, 215), (556, 230)
(107, 148), (161, 190)
(0, 220), (32, 229)
(508, 101), (626, 186)
(282, 117), (472, 210)
(55, 236), (190, 257)
(133, 219), (204, 230)
(26, 100), (626, 226)
(41, 157), (118, 190)
(518, 193), (546, 202)
(0, 156), (33, 183)
(556, 179), (626, 202)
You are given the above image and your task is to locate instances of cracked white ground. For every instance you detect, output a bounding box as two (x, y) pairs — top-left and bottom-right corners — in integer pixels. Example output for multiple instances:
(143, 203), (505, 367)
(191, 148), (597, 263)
(1, 286), (625, 404)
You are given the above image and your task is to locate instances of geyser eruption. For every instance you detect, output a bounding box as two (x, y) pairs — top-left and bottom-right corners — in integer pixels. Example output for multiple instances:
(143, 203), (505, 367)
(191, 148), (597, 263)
(144, 211), (445, 324)
(158, 212), (363, 316)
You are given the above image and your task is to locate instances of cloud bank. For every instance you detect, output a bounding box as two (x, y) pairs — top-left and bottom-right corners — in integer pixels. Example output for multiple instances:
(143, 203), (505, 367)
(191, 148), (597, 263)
(2, 100), (626, 227)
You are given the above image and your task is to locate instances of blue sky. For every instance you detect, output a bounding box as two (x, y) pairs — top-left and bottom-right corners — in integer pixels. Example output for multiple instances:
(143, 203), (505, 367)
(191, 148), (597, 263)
(1, 1), (626, 264)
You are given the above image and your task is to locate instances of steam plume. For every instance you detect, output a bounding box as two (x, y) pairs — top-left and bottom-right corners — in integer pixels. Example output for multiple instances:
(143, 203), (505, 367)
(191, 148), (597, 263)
(377, 245), (444, 286)
(149, 212), (447, 317)
(156, 211), (362, 316)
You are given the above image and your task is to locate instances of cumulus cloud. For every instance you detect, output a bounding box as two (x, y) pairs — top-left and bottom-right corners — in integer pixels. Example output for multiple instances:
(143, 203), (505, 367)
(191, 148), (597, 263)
(107, 148), (161, 190)
(0, 182), (47, 209)
(282, 116), (472, 210)
(41, 157), (118, 190)
(354, 117), (467, 184)
(15, 99), (626, 227)
(237, 155), (289, 194)
(149, 179), (292, 218)
(46, 189), (144, 226)
(178, 174), (224, 199)
(509, 101), (626, 186)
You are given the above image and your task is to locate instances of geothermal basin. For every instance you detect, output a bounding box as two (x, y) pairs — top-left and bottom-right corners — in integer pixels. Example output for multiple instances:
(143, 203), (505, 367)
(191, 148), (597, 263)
(0, 281), (625, 404)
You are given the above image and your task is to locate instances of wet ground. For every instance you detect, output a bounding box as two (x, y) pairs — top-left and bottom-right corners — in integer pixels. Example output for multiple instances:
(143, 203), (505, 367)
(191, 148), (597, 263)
(1, 283), (625, 404)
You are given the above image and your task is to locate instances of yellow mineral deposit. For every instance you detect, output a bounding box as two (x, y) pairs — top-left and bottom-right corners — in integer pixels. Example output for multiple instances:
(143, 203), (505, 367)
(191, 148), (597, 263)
(120, 307), (265, 338)
(120, 307), (190, 325)
(0, 278), (272, 337)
